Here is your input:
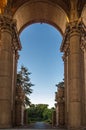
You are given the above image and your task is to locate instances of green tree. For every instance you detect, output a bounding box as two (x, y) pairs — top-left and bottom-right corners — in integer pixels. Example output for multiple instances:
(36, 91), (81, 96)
(43, 107), (55, 123)
(17, 65), (34, 106)
(27, 104), (54, 123)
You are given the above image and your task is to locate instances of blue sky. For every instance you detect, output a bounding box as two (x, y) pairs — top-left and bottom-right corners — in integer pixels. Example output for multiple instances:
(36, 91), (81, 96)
(18, 23), (64, 108)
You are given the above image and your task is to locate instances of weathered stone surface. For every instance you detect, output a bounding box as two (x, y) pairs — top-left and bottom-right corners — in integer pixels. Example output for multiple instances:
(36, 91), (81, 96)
(0, 0), (85, 129)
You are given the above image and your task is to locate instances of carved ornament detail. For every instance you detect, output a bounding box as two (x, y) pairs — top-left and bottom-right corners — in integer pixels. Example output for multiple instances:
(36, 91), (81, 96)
(60, 23), (70, 60)
(0, 14), (21, 52)
(61, 19), (86, 56)
(80, 22), (86, 51)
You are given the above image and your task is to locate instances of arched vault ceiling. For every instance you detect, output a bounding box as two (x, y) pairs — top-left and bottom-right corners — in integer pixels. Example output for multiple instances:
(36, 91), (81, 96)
(11, 0), (86, 17)
(11, 0), (71, 17)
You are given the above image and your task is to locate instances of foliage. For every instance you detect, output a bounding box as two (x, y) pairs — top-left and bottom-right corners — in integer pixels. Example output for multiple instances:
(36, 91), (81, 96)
(17, 65), (34, 106)
(27, 104), (55, 123)
(56, 81), (64, 88)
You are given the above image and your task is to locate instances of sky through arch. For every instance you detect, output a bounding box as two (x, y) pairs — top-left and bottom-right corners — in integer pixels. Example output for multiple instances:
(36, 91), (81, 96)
(18, 23), (64, 108)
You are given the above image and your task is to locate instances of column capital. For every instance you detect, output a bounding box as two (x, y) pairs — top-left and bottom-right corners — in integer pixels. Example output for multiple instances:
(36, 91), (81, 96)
(61, 19), (86, 55)
(0, 14), (22, 52)
(0, 14), (15, 31)
(66, 20), (81, 36)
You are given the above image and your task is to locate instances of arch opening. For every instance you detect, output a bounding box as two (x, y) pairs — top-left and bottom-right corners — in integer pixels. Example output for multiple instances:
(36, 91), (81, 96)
(17, 22), (64, 127)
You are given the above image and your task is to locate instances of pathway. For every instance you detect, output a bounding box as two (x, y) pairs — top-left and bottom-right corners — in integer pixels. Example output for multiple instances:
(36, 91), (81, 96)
(0, 122), (66, 130)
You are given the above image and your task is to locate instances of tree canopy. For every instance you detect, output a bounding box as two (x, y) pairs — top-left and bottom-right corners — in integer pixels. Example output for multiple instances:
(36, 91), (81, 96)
(27, 104), (55, 123)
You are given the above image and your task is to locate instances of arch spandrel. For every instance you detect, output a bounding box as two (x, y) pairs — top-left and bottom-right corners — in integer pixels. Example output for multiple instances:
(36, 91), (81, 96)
(13, 1), (68, 35)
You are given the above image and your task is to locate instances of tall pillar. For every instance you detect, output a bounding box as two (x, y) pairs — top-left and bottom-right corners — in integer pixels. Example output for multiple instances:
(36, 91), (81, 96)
(55, 83), (65, 127)
(61, 20), (85, 130)
(0, 15), (13, 128)
(12, 51), (19, 126)
(80, 25), (86, 127)
(57, 86), (65, 126)
(52, 110), (56, 127)
(68, 21), (82, 130)
(62, 38), (69, 128)
(61, 28), (70, 129)
(0, 14), (21, 128)
(15, 86), (25, 126)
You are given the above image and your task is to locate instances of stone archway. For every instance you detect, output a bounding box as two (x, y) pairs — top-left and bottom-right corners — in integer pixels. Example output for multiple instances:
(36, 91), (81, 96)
(13, 0), (68, 34)
(0, 0), (85, 130)
(13, 1), (67, 127)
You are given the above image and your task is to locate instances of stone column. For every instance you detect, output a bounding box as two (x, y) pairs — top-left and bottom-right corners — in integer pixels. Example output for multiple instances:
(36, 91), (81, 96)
(68, 21), (82, 130)
(52, 110), (56, 127)
(0, 14), (21, 128)
(68, 1), (83, 129)
(62, 42), (69, 128)
(0, 15), (13, 128)
(55, 83), (65, 127)
(57, 86), (65, 126)
(15, 86), (25, 126)
(12, 51), (19, 126)
(55, 103), (58, 126)
(61, 20), (85, 130)
(11, 23), (21, 126)
(80, 26), (86, 127)
(61, 28), (70, 128)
